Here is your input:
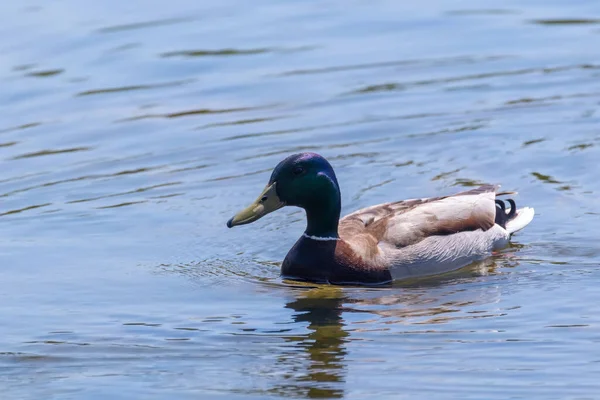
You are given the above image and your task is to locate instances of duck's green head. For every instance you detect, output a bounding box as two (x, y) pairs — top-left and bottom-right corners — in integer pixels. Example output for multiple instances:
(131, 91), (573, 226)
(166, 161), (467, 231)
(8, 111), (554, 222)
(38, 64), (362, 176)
(227, 153), (341, 232)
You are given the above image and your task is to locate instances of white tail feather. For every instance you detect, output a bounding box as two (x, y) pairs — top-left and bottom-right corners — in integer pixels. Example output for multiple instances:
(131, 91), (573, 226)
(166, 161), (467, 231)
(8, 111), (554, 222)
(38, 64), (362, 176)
(506, 207), (535, 234)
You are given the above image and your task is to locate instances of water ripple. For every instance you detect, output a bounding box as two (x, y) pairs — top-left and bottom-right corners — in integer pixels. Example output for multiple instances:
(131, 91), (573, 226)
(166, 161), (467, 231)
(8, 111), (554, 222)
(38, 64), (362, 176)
(11, 147), (91, 160)
(76, 79), (193, 97)
(97, 16), (197, 33)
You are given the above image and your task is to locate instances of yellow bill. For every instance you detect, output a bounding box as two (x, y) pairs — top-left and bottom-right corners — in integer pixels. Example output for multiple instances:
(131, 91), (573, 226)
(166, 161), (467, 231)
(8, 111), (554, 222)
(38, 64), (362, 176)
(227, 183), (285, 228)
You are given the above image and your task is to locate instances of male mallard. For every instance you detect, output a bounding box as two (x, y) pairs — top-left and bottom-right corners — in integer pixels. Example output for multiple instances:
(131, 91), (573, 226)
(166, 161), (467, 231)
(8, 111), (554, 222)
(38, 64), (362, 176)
(227, 153), (534, 285)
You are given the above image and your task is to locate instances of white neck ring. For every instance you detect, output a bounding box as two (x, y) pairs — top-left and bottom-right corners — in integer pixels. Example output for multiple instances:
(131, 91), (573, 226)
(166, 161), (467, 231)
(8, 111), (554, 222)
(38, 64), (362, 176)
(302, 233), (339, 241)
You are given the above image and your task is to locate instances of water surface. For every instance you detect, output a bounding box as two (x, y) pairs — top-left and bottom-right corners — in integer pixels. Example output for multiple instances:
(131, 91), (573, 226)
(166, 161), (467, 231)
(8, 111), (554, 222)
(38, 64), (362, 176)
(1, 0), (600, 398)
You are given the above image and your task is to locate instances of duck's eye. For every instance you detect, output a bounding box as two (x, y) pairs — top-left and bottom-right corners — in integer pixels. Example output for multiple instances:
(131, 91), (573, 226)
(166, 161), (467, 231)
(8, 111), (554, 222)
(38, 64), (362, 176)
(292, 166), (305, 176)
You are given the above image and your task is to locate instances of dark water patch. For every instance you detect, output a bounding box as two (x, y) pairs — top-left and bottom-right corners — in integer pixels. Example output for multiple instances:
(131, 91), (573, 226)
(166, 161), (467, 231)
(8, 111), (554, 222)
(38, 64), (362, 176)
(531, 173), (576, 192)
(354, 83), (402, 94)
(163, 45), (315, 59)
(531, 19), (600, 25)
(11, 147), (91, 160)
(112, 166), (167, 176)
(149, 193), (184, 199)
(278, 59), (418, 77)
(77, 79), (193, 97)
(0, 122), (42, 134)
(531, 172), (562, 185)
(0, 352), (71, 363)
(40, 208), (61, 214)
(105, 43), (141, 54)
(523, 139), (546, 147)
(505, 91), (600, 106)
(0, 141), (18, 147)
(506, 97), (554, 105)
(25, 69), (64, 78)
(23, 340), (90, 346)
(166, 106), (263, 119)
(0, 203), (52, 217)
(223, 127), (308, 141)
(97, 16), (196, 33)
(409, 122), (487, 138)
(277, 55), (508, 77)
(432, 169), (462, 181)
(168, 164), (211, 173)
(329, 152), (381, 161)
(395, 160), (414, 167)
(161, 48), (270, 58)
(96, 200), (148, 209)
(348, 64), (599, 96)
(121, 105), (269, 122)
(199, 116), (290, 129)
(445, 83), (491, 92)
(347, 68), (543, 94)
(567, 143), (594, 151)
(453, 178), (488, 187)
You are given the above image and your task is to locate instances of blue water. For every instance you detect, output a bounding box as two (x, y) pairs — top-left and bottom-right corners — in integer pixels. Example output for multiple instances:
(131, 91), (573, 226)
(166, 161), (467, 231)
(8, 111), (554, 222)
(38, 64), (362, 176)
(1, 0), (600, 398)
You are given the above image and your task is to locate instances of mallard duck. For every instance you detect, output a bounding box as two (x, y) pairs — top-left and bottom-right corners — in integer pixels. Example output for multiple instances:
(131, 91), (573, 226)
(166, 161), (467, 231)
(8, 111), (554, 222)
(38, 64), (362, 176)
(227, 153), (534, 285)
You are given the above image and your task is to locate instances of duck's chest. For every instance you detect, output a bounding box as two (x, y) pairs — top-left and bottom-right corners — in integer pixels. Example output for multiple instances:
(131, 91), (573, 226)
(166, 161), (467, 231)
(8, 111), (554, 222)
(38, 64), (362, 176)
(281, 237), (392, 285)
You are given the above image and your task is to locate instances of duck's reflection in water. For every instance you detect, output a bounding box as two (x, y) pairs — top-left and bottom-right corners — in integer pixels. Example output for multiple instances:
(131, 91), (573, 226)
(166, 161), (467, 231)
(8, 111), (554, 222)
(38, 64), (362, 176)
(274, 287), (349, 398)
(270, 257), (515, 397)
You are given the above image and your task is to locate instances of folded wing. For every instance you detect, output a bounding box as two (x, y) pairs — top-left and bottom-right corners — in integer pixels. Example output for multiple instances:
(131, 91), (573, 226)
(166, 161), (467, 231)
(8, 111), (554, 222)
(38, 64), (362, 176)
(340, 185), (499, 250)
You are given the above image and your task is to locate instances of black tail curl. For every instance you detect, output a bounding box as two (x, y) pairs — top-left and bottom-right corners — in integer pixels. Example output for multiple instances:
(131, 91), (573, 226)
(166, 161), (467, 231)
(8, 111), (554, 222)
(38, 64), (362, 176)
(495, 199), (517, 228)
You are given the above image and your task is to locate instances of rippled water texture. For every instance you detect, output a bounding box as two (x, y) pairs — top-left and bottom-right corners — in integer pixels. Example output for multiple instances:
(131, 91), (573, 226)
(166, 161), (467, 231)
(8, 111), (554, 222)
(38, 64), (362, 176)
(2, 0), (600, 398)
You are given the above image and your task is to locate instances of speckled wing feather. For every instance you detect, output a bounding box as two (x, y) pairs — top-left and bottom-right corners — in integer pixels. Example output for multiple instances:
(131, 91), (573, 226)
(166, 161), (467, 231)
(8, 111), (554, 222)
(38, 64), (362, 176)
(339, 185), (499, 250)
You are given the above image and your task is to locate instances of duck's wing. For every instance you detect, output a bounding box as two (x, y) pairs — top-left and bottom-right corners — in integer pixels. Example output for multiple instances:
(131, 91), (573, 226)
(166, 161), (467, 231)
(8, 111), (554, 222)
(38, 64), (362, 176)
(339, 184), (500, 249)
